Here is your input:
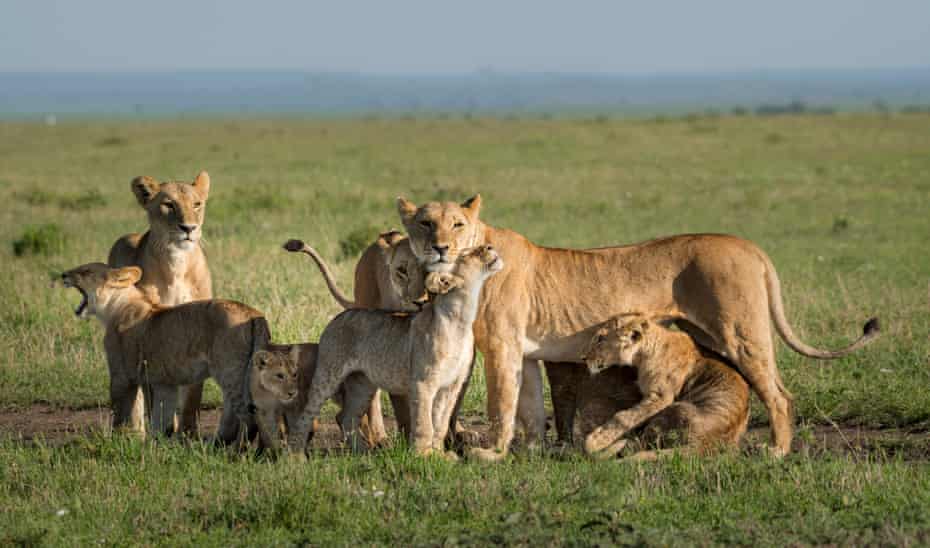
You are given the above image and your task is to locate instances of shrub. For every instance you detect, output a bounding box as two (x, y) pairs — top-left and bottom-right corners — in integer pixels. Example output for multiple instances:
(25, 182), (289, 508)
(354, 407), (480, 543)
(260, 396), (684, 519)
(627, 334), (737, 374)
(12, 224), (67, 256)
(339, 225), (381, 260)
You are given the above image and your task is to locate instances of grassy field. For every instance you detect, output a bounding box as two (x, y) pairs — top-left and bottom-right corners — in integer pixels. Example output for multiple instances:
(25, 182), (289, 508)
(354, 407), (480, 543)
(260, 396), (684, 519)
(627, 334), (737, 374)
(1, 113), (929, 545)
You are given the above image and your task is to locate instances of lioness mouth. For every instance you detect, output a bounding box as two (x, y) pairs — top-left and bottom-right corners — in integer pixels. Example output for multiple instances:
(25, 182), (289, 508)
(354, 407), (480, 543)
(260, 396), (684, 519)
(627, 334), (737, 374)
(74, 287), (89, 317)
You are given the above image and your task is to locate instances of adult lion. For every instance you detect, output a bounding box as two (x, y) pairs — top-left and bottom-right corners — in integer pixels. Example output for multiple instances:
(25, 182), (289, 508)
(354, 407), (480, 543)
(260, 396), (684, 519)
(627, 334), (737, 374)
(108, 171), (212, 435)
(396, 195), (879, 460)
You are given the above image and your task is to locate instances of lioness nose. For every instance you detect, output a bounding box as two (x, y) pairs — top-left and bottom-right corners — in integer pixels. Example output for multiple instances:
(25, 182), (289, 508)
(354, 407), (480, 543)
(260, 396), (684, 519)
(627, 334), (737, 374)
(433, 245), (448, 255)
(178, 224), (197, 234)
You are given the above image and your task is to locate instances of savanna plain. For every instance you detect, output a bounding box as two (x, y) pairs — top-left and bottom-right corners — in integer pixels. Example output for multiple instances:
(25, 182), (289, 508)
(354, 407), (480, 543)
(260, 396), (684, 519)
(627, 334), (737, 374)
(1, 113), (930, 545)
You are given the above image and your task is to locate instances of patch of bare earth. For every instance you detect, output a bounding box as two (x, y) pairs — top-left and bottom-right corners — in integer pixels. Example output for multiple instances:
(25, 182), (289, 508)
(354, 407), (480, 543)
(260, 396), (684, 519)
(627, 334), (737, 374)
(1, 405), (929, 460)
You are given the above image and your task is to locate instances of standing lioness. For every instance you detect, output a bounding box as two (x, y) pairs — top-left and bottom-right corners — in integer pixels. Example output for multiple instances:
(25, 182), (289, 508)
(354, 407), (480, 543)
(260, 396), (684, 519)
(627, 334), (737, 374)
(60, 263), (265, 443)
(288, 245), (504, 458)
(108, 171), (213, 435)
(396, 195), (879, 460)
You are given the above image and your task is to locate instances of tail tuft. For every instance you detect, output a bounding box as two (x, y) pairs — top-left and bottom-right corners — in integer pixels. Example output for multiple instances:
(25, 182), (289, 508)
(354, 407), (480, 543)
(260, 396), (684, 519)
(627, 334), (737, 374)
(863, 317), (881, 337)
(283, 239), (305, 253)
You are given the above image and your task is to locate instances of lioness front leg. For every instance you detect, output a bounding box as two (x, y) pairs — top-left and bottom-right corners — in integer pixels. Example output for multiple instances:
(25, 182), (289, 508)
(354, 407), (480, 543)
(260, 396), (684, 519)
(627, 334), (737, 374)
(110, 380), (143, 435)
(585, 391), (674, 456)
(146, 384), (179, 438)
(469, 341), (522, 462)
(409, 380), (439, 456)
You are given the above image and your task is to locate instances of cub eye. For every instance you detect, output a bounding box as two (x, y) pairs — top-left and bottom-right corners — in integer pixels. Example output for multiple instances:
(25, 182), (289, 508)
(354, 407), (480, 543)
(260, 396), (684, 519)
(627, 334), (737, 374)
(160, 202), (175, 213)
(276, 373), (286, 380)
(193, 202), (203, 210)
(419, 220), (432, 229)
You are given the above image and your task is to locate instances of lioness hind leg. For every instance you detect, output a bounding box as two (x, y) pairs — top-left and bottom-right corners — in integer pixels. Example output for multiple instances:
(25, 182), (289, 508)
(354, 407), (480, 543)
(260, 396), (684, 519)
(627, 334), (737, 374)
(177, 382), (204, 437)
(544, 361), (583, 445)
(358, 391), (387, 447)
(516, 359), (546, 448)
(339, 376), (378, 453)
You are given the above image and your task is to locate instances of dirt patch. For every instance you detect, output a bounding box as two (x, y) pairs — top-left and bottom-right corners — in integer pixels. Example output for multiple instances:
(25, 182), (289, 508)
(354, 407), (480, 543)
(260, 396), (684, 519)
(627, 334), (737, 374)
(2, 405), (929, 459)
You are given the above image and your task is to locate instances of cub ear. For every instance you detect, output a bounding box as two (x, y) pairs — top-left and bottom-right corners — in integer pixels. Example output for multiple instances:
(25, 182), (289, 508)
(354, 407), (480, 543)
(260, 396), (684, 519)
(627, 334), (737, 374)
(253, 350), (271, 369)
(397, 197), (418, 224)
(108, 266), (142, 287)
(461, 194), (482, 220)
(425, 272), (465, 295)
(191, 170), (211, 199)
(131, 176), (161, 206)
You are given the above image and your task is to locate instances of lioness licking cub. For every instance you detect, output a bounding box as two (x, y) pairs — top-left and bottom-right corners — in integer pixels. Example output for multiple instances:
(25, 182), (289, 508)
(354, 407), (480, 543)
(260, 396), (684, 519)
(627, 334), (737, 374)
(287, 245), (504, 459)
(59, 263), (267, 444)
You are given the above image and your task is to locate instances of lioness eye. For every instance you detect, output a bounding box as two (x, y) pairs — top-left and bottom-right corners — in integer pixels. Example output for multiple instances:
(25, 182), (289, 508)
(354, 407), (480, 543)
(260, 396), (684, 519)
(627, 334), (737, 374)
(631, 331), (642, 342)
(453, 221), (465, 229)
(276, 373), (285, 380)
(419, 220), (432, 229)
(161, 202), (174, 213)
(193, 202), (203, 210)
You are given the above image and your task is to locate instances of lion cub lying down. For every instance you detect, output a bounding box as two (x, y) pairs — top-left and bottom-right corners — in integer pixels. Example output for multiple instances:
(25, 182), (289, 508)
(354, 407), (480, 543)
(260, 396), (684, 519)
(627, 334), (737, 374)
(60, 263), (267, 443)
(287, 245), (504, 458)
(581, 314), (750, 460)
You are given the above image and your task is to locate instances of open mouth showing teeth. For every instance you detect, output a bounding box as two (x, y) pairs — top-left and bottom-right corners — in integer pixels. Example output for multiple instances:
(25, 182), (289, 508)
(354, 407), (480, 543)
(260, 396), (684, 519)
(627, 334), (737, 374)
(74, 288), (88, 317)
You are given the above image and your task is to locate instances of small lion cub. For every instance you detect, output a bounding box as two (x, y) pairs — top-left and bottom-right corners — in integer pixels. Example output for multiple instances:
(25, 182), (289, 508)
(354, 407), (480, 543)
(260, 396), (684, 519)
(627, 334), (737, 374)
(582, 314), (750, 459)
(59, 263), (267, 444)
(287, 245), (504, 459)
(249, 344), (313, 452)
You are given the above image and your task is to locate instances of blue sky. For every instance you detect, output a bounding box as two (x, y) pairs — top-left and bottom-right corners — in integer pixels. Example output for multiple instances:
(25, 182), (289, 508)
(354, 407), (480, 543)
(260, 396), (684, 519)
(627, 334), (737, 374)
(2, 0), (929, 73)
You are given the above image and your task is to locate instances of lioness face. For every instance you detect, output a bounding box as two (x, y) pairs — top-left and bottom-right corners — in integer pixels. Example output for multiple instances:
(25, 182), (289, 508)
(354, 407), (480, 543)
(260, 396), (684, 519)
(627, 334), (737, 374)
(253, 349), (300, 404)
(387, 240), (429, 307)
(397, 195), (482, 273)
(131, 171), (210, 250)
(60, 263), (142, 319)
(584, 317), (649, 374)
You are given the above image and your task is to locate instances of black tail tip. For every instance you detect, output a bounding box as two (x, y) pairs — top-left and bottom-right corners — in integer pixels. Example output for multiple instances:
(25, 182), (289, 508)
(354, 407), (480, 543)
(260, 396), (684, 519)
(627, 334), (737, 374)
(283, 239), (304, 253)
(863, 317), (880, 336)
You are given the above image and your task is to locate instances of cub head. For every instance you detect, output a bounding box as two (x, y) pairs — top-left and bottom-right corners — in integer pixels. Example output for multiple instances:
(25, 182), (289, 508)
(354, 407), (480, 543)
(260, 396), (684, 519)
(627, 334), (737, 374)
(424, 245), (503, 295)
(583, 315), (651, 374)
(60, 263), (143, 320)
(252, 347), (300, 404)
(130, 171), (210, 249)
(381, 233), (429, 308)
(396, 194), (483, 273)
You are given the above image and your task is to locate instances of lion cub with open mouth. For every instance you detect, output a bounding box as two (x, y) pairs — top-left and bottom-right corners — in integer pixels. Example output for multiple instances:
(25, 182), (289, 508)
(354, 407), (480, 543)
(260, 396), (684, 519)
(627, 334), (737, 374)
(59, 263), (268, 444)
(581, 314), (750, 460)
(287, 245), (503, 459)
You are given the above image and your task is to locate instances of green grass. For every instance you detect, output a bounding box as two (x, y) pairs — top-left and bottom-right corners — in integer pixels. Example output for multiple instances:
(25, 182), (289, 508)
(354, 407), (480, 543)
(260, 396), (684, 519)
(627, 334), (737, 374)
(1, 113), (929, 544)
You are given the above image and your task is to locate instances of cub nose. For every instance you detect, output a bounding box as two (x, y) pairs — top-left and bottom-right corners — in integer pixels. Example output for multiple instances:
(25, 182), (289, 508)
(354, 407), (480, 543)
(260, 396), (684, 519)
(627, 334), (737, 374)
(433, 245), (448, 255)
(178, 224), (197, 234)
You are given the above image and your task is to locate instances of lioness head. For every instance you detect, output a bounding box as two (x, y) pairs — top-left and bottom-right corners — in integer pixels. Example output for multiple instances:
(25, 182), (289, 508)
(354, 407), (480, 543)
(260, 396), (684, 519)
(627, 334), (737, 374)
(583, 315), (651, 374)
(380, 232), (429, 307)
(424, 245), (504, 295)
(131, 171), (211, 249)
(252, 347), (300, 404)
(60, 263), (143, 320)
(397, 195), (483, 273)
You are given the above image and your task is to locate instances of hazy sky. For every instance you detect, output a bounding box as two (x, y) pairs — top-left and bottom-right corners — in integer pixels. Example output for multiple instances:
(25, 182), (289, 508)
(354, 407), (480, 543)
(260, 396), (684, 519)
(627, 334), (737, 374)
(2, 0), (929, 73)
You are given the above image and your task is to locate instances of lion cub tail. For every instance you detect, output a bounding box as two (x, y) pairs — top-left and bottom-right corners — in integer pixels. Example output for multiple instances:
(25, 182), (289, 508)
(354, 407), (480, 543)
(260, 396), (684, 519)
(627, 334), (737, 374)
(762, 251), (880, 359)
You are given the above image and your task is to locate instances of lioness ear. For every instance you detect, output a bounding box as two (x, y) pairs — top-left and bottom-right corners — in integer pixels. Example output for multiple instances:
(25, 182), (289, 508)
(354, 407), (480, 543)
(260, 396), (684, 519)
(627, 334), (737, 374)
(191, 170), (211, 199)
(397, 197), (418, 223)
(461, 194), (481, 220)
(108, 266), (142, 287)
(131, 176), (161, 207)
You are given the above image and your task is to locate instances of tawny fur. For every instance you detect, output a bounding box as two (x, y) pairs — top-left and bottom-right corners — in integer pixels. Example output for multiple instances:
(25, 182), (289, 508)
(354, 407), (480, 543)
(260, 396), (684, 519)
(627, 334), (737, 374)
(107, 171), (213, 435)
(578, 315), (750, 459)
(59, 263), (265, 444)
(397, 195), (879, 460)
(283, 234), (427, 447)
(288, 246), (503, 458)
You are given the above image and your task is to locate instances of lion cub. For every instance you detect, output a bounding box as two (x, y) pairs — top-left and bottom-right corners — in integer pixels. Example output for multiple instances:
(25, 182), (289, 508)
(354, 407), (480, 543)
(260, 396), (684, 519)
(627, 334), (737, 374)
(287, 245), (504, 458)
(59, 263), (267, 443)
(249, 343), (358, 452)
(581, 314), (750, 459)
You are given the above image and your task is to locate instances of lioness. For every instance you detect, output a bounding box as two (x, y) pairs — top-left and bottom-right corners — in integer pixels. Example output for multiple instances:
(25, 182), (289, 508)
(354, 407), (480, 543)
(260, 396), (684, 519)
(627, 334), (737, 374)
(249, 344), (349, 452)
(285, 236), (477, 448)
(60, 263), (264, 443)
(287, 245), (504, 458)
(108, 171), (213, 435)
(396, 195), (879, 460)
(579, 314), (750, 459)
